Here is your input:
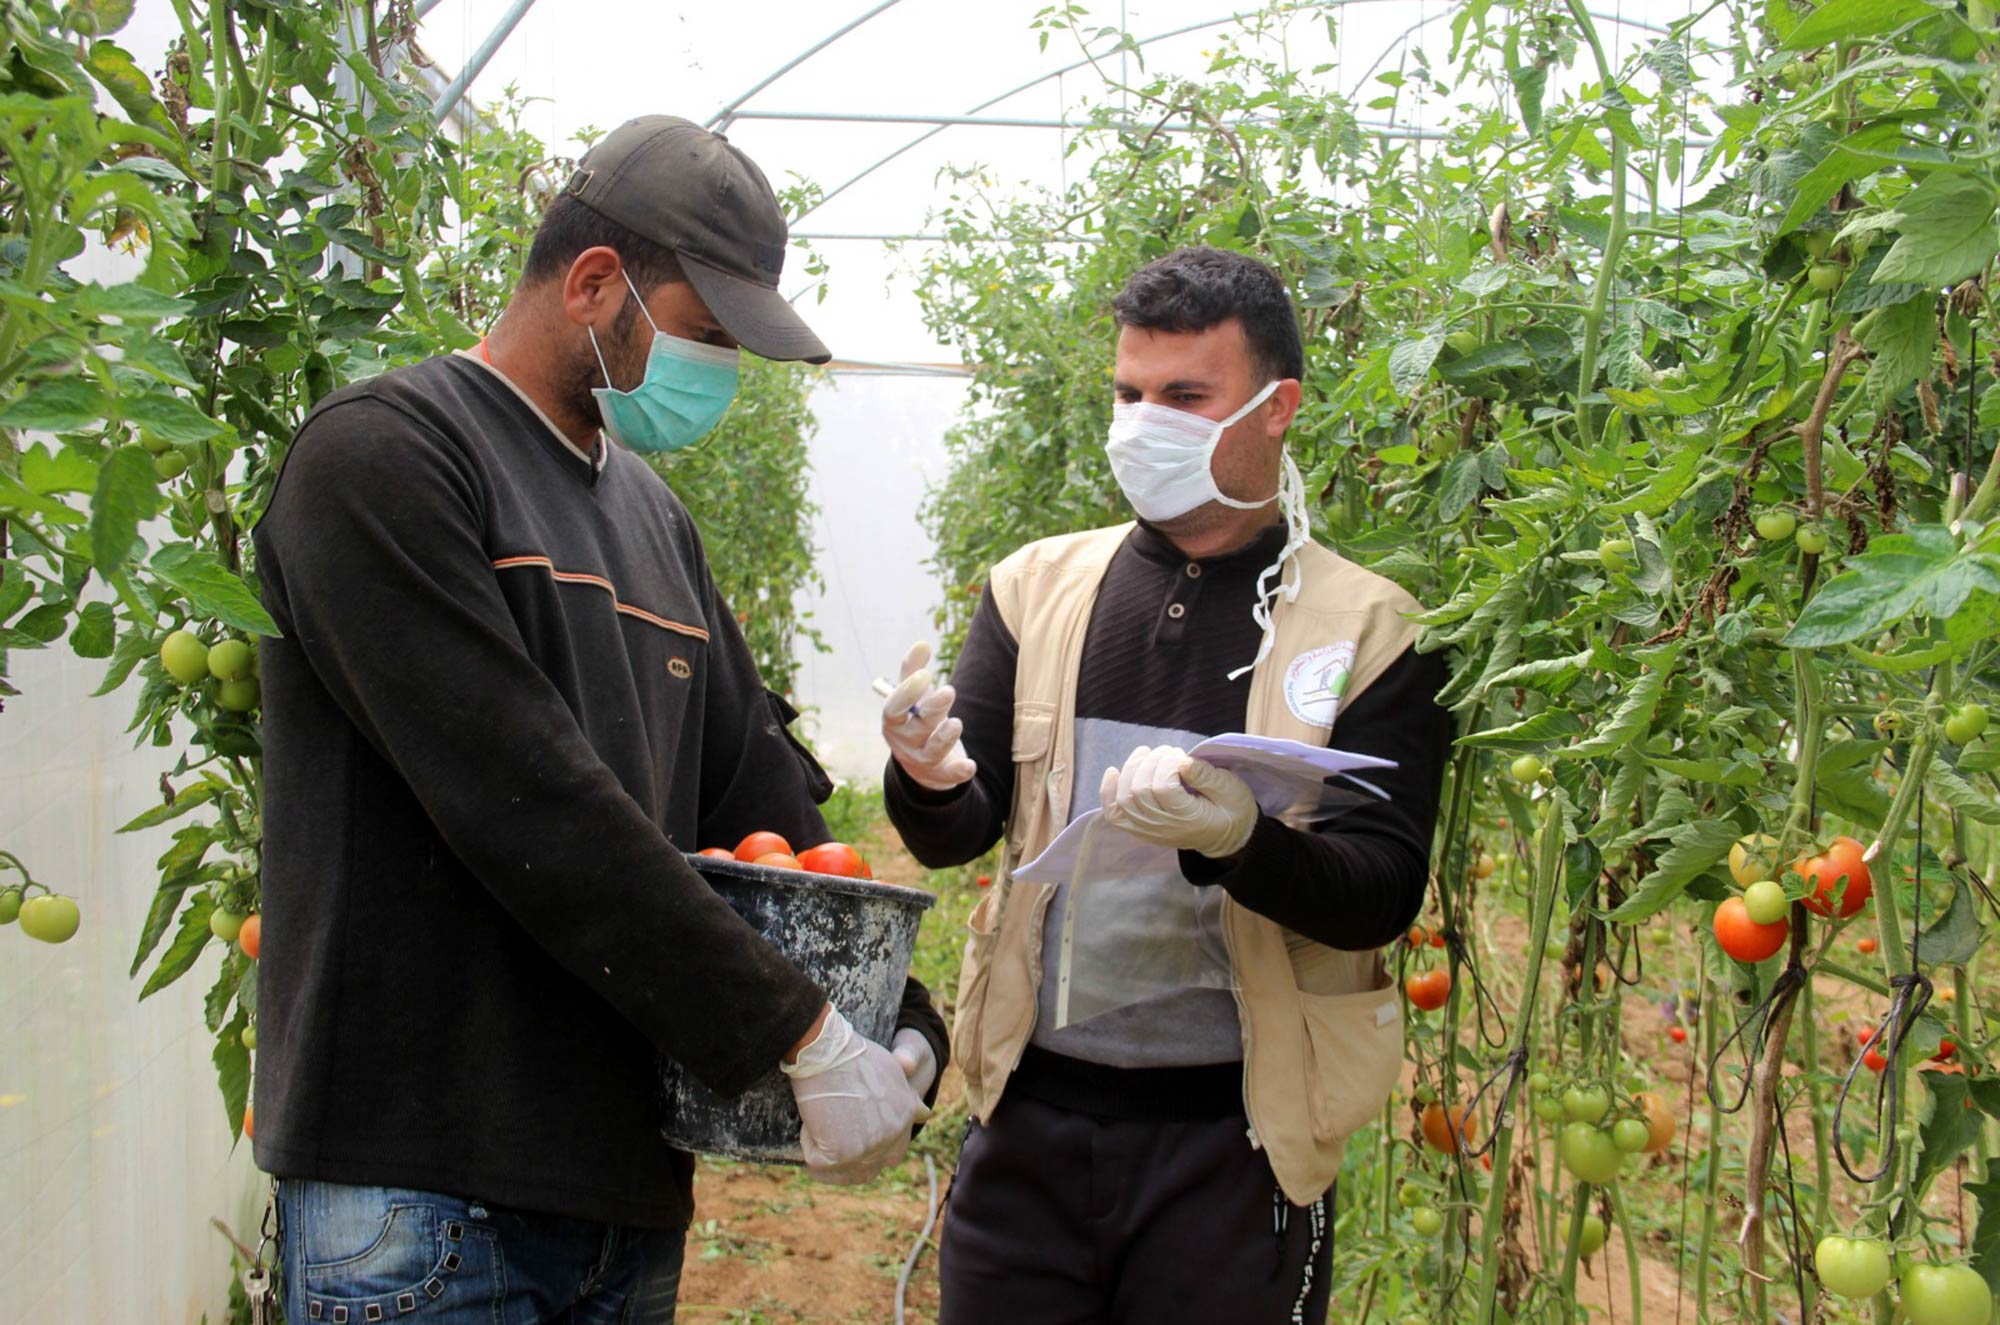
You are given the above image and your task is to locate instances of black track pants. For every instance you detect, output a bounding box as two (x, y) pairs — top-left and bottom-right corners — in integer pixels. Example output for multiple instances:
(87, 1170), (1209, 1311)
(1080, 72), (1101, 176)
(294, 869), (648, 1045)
(937, 1094), (1335, 1325)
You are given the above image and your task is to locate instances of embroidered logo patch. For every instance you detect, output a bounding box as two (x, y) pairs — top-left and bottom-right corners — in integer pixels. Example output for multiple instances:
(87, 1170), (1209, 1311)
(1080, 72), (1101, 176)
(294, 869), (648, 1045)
(667, 657), (693, 680)
(1284, 641), (1356, 728)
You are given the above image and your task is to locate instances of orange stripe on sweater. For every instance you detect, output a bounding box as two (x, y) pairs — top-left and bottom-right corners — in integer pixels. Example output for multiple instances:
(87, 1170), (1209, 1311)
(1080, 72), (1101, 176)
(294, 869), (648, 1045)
(491, 557), (711, 642)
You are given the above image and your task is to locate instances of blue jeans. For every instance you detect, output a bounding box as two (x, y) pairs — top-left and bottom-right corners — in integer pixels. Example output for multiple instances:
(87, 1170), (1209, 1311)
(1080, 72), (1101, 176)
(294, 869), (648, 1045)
(276, 1179), (683, 1324)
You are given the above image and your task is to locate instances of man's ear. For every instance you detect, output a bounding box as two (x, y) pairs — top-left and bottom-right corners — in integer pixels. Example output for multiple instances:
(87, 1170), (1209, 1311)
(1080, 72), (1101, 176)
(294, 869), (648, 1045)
(560, 246), (627, 330)
(1265, 378), (1304, 437)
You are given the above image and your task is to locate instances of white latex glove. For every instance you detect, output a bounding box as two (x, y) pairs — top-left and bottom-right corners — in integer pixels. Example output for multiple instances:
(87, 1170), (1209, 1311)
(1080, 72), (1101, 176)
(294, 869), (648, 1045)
(783, 1006), (932, 1185)
(891, 1027), (939, 1100)
(881, 640), (977, 792)
(1098, 745), (1260, 860)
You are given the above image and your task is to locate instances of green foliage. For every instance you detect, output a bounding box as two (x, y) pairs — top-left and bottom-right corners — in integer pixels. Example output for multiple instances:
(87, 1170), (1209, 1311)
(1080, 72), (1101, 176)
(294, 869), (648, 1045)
(916, 1), (2000, 1316)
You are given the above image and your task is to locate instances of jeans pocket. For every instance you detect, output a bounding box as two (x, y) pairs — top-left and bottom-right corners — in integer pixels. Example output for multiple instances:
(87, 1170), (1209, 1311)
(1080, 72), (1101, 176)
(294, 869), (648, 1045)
(288, 1181), (490, 1323)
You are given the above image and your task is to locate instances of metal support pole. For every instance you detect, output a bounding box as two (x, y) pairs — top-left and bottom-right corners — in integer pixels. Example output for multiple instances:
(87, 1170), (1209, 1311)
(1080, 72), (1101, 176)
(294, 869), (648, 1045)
(732, 108), (1456, 140)
(431, 0), (538, 127)
(705, 0), (907, 133)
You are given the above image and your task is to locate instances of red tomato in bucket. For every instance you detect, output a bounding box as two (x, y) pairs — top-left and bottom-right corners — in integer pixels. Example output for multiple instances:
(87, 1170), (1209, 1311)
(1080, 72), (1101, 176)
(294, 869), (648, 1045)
(797, 842), (867, 878)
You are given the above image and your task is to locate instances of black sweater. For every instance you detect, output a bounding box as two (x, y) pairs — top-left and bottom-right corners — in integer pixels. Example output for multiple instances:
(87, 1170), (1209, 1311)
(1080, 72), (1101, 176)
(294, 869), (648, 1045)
(251, 353), (943, 1229)
(887, 523), (1449, 954)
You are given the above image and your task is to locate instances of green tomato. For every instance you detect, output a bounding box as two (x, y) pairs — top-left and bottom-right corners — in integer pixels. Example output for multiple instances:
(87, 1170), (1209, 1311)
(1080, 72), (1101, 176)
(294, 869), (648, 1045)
(1528, 1071), (1551, 1094)
(1511, 754), (1545, 785)
(207, 638), (255, 682)
(1960, 704), (1990, 738)
(137, 428), (174, 455)
(1598, 538), (1633, 573)
(1412, 1206), (1445, 1237)
(18, 893), (81, 944)
(1545, 939), (1566, 962)
(1755, 511), (1798, 542)
(1743, 879), (1789, 927)
(1899, 1263), (1992, 1325)
(1445, 331), (1479, 356)
(1806, 262), (1844, 294)
(1414, 1083), (1438, 1106)
(1795, 526), (1828, 556)
(1534, 1096), (1568, 1124)
(1612, 1119), (1652, 1154)
(210, 908), (246, 943)
(1578, 1213), (1608, 1257)
(1815, 1235), (1893, 1300)
(1945, 703), (1989, 745)
(160, 630), (210, 686)
(1563, 1086), (1610, 1124)
(217, 677), (261, 713)
(0, 885), (21, 925)
(154, 451), (190, 480)
(1560, 1123), (1626, 1185)
(1798, 229), (1834, 260)
(1399, 1182), (1425, 1209)
(241, 1024), (258, 1051)
(1874, 710), (1904, 739)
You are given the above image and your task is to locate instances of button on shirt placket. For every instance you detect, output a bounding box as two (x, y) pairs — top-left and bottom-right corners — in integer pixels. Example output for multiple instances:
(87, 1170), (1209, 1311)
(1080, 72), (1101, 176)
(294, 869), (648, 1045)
(1156, 563), (1203, 645)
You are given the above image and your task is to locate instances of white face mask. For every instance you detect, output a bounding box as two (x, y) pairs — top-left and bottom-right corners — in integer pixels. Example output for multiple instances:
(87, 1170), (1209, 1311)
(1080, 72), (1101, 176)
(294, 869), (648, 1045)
(1105, 379), (1282, 522)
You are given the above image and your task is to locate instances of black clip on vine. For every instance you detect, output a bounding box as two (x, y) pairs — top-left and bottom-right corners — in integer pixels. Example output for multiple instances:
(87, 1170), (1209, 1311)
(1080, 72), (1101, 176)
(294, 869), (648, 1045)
(1831, 779), (1936, 1184)
(1448, 926), (1511, 1051)
(1460, 1046), (1529, 1162)
(1705, 961), (1809, 1115)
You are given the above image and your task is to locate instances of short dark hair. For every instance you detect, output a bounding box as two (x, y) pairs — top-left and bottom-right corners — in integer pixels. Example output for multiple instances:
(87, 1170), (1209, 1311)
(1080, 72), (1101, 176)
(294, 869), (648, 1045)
(1111, 247), (1304, 382)
(521, 193), (686, 292)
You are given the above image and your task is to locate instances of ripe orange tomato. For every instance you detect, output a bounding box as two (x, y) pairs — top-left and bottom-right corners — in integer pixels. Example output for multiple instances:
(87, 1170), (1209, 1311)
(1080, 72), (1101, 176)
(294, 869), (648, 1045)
(1934, 1039), (1958, 1063)
(1669, 1026), (1688, 1044)
(1406, 926), (1429, 948)
(1634, 1091), (1676, 1153)
(797, 842), (867, 878)
(735, 831), (793, 862)
(1406, 968), (1452, 1011)
(238, 913), (262, 961)
(243, 1103), (254, 1140)
(975, 873), (992, 888)
(1793, 836), (1873, 918)
(1713, 896), (1787, 963)
(697, 847), (735, 859)
(1864, 1048), (1888, 1073)
(1420, 1101), (1478, 1154)
(1430, 931), (1446, 949)
(753, 852), (802, 871)
(1857, 936), (1878, 955)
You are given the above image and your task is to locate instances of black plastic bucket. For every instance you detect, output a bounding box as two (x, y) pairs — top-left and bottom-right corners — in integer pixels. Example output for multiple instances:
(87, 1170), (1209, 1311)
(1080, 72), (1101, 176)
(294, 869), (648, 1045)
(659, 853), (936, 1163)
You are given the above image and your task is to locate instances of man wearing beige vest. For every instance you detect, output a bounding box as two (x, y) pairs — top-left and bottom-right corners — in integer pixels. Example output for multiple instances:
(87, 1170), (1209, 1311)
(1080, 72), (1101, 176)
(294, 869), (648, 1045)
(881, 247), (1449, 1323)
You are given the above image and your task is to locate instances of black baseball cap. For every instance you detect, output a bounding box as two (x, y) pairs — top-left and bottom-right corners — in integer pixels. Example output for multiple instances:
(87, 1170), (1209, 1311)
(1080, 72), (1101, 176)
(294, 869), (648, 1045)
(563, 115), (830, 365)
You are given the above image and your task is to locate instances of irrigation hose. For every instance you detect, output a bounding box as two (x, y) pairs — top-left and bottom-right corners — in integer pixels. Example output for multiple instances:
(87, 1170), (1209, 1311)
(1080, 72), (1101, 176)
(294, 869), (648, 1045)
(894, 1154), (941, 1325)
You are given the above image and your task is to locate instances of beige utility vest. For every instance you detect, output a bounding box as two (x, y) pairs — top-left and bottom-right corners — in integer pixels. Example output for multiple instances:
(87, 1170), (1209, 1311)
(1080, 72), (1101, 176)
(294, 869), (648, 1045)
(953, 522), (1421, 1204)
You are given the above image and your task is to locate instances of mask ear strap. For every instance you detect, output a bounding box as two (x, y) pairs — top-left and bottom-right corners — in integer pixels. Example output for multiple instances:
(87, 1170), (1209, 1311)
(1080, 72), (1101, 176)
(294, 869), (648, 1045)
(1219, 379), (1283, 429)
(589, 270), (656, 390)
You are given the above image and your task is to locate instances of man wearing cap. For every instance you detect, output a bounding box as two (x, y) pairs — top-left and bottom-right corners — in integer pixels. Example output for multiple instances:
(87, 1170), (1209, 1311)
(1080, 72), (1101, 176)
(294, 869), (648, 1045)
(882, 247), (1450, 1321)
(252, 116), (944, 1323)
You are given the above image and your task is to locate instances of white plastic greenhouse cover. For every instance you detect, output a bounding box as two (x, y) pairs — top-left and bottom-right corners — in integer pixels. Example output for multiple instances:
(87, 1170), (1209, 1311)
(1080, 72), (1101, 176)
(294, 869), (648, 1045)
(0, 4), (1732, 1318)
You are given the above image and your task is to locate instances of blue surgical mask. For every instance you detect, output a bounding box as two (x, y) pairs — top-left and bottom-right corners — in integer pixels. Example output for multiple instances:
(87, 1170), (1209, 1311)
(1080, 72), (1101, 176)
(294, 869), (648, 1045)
(589, 272), (740, 453)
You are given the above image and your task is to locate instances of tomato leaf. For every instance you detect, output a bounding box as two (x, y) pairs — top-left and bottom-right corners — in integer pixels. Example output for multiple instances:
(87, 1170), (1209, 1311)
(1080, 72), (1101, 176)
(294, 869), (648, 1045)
(1970, 1177), (2000, 1293)
(1389, 330), (1445, 399)
(1782, 0), (1939, 50)
(1912, 1074), (2000, 1198)
(20, 442), (99, 496)
(1459, 709), (1585, 750)
(69, 601), (115, 659)
(128, 884), (183, 978)
(89, 445), (163, 577)
(1787, 529), (2000, 647)
(1568, 652), (1678, 757)
(214, 1005), (250, 1142)
(120, 392), (224, 444)
(0, 378), (111, 431)
(1913, 875), (1984, 969)
(1873, 175), (1999, 288)
(1929, 762), (2000, 825)
(118, 780), (218, 832)
(149, 544), (281, 637)
(1858, 293), (1935, 405)
(138, 890), (214, 1000)
(204, 951), (245, 1034)
(90, 626), (154, 697)
(1602, 819), (1740, 923)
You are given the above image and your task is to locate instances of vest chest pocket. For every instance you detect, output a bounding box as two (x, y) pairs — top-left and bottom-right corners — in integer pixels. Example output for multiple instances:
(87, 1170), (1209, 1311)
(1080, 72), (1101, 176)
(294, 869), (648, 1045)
(1003, 701), (1058, 862)
(1297, 971), (1404, 1145)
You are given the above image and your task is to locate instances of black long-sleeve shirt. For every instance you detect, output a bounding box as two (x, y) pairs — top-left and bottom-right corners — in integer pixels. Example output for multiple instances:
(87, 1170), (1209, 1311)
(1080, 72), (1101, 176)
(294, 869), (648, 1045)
(886, 523), (1447, 1064)
(252, 353), (942, 1230)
